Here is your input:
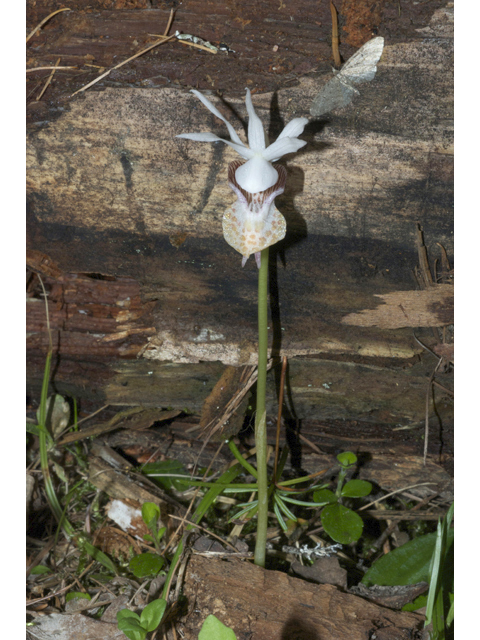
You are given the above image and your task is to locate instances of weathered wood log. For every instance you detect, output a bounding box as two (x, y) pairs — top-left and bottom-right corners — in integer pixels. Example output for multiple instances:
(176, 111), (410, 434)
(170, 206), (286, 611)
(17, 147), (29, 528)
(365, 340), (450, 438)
(27, 2), (453, 426)
(342, 285), (453, 329)
(179, 554), (425, 639)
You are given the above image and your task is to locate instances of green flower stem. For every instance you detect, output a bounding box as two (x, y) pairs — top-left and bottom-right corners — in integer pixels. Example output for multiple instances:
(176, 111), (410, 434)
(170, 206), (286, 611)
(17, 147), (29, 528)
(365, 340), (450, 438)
(254, 247), (269, 567)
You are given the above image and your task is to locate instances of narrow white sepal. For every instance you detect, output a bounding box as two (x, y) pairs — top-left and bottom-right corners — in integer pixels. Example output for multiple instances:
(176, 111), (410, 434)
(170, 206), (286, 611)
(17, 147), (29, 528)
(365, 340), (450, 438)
(277, 117), (309, 140)
(244, 88), (267, 151)
(262, 137), (307, 162)
(190, 89), (243, 145)
(176, 132), (254, 159)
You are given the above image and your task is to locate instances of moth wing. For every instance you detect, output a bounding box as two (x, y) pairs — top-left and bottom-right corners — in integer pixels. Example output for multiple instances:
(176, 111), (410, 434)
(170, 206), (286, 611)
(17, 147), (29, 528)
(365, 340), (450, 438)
(311, 37), (384, 116)
(338, 37), (384, 85)
(310, 76), (357, 116)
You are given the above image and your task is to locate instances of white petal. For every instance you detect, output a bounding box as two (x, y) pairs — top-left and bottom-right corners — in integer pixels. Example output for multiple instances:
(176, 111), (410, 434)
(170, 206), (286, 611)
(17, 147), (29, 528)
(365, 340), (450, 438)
(190, 90), (243, 146)
(277, 117), (309, 140)
(245, 89), (267, 151)
(235, 156), (278, 193)
(262, 137), (307, 162)
(176, 132), (253, 159)
(176, 132), (222, 142)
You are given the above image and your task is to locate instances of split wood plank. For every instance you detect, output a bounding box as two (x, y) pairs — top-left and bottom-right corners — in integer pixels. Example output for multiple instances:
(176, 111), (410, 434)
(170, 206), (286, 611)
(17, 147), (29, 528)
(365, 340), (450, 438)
(179, 554), (424, 639)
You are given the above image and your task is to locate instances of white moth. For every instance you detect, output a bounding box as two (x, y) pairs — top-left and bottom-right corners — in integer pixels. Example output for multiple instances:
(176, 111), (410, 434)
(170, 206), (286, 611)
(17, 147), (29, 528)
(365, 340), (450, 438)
(310, 36), (384, 117)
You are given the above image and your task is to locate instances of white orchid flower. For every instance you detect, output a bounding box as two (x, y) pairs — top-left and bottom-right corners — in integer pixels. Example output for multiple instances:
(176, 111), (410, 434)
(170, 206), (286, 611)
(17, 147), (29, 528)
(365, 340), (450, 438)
(176, 88), (308, 194)
(176, 89), (308, 267)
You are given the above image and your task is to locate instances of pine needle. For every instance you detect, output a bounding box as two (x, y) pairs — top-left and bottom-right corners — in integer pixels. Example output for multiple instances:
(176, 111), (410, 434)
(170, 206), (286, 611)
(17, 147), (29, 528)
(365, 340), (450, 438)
(71, 8), (176, 97)
(26, 7), (71, 43)
(36, 58), (61, 101)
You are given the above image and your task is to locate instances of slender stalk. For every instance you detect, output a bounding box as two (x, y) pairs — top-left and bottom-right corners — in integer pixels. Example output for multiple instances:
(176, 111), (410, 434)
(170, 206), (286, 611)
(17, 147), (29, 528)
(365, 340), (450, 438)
(254, 247), (269, 567)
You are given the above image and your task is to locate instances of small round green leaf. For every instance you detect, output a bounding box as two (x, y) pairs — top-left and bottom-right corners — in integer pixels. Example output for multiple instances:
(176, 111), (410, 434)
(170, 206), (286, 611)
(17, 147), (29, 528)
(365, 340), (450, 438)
(142, 502), (160, 528)
(140, 598), (167, 632)
(341, 479), (372, 497)
(65, 591), (91, 603)
(337, 451), (357, 467)
(117, 609), (141, 624)
(116, 610), (146, 640)
(29, 565), (52, 575)
(321, 503), (364, 544)
(129, 553), (164, 579)
(199, 614), (237, 640)
(313, 488), (337, 505)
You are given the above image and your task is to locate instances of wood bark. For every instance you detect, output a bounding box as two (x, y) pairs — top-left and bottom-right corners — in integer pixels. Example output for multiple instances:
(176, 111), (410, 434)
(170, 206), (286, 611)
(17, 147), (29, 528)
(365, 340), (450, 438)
(178, 554), (425, 639)
(342, 285), (453, 329)
(27, 1), (453, 426)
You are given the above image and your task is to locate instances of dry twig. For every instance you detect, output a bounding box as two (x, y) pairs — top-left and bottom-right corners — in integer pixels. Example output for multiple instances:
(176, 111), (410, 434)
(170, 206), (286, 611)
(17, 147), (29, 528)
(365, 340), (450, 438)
(413, 225), (453, 464)
(70, 35), (176, 97)
(27, 66), (76, 73)
(330, 2), (342, 66)
(423, 358), (444, 465)
(26, 7), (71, 43)
(358, 482), (437, 511)
(36, 57), (61, 101)
(71, 8), (176, 97)
(169, 514), (240, 552)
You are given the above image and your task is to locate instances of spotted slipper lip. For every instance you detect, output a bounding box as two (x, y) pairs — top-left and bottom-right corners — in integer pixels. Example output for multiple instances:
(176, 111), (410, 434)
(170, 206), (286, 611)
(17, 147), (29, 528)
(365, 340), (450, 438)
(223, 160), (287, 268)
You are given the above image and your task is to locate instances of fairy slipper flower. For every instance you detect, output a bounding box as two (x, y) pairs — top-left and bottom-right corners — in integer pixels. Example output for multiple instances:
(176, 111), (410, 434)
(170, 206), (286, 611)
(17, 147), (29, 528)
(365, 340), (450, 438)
(177, 88), (307, 194)
(176, 89), (308, 266)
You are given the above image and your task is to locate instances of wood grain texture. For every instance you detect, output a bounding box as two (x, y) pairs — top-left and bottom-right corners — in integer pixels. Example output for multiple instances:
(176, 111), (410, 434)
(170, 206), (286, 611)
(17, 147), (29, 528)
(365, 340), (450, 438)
(342, 284), (453, 328)
(179, 554), (424, 639)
